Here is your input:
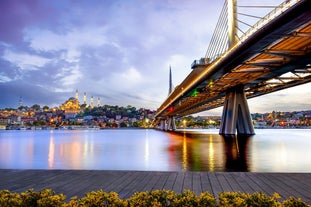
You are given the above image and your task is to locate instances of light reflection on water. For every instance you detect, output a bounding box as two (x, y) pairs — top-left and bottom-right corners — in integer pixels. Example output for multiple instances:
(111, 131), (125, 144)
(0, 129), (310, 172)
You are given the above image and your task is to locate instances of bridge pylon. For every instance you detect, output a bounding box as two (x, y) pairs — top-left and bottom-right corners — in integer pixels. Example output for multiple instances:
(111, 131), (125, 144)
(219, 85), (255, 135)
(167, 116), (176, 131)
(159, 117), (176, 131)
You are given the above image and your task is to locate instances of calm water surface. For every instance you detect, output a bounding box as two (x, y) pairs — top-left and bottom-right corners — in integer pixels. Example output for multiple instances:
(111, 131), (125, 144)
(0, 129), (310, 172)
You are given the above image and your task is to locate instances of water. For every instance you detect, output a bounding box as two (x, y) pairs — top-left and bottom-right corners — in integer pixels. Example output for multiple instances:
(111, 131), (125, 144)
(0, 129), (310, 172)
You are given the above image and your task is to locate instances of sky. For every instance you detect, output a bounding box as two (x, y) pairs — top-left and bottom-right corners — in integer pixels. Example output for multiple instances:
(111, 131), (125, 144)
(0, 0), (310, 114)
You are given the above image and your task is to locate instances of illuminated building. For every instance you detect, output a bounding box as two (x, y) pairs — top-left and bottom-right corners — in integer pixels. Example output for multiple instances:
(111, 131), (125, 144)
(75, 89), (79, 101)
(83, 92), (86, 105)
(97, 98), (101, 107)
(90, 96), (94, 108)
(59, 97), (81, 119)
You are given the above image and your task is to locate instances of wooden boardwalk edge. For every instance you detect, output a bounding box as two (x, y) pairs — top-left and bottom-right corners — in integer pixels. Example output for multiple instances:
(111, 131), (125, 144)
(0, 170), (310, 203)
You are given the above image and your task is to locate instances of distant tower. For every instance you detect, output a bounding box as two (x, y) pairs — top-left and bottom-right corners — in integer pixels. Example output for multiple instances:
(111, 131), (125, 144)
(90, 96), (94, 108)
(75, 89), (79, 101)
(97, 98), (101, 107)
(18, 96), (23, 108)
(83, 92), (87, 105)
(168, 66), (173, 95)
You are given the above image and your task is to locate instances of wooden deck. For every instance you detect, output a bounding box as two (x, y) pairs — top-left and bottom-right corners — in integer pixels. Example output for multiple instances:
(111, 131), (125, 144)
(0, 170), (310, 203)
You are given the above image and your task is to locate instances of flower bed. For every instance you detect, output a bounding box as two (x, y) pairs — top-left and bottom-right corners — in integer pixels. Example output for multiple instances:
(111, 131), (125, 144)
(0, 189), (309, 207)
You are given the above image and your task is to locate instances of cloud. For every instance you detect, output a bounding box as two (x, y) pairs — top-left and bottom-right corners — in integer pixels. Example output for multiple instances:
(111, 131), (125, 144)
(0, 0), (310, 113)
(0, 74), (12, 83)
(56, 65), (83, 87)
(2, 49), (51, 71)
(25, 27), (110, 52)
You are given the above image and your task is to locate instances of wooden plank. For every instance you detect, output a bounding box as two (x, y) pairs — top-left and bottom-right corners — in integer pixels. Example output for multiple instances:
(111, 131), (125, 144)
(136, 171), (160, 192)
(223, 172), (246, 192)
(139, 171), (161, 192)
(216, 173), (232, 192)
(182, 172), (193, 191)
(246, 173), (274, 195)
(229, 172), (256, 193)
(265, 173), (311, 201)
(121, 171), (152, 198)
(285, 173), (311, 192)
(115, 172), (144, 198)
(162, 172), (177, 190)
(259, 173), (293, 199)
(250, 173), (280, 196)
(152, 172), (170, 191)
(207, 173), (223, 198)
(199, 172), (213, 193)
(172, 172), (185, 194)
(192, 172), (202, 196)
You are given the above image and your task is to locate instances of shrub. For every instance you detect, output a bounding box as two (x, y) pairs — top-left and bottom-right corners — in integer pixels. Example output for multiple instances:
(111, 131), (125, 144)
(74, 190), (125, 207)
(0, 189), (66, 207)
(0, 190), (22, 207)
(218, 192), (283, 207)
(20, 189), (66, 207)
(282, 196), (310, 207)
(127, 190), (176, 207)
(0, 189), (310, 207)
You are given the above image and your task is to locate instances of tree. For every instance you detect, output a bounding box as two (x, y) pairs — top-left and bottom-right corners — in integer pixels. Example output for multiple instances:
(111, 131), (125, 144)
(120, 122), (128, 128)
(31, 104), (41, 111)
(43, 106), (49, 111)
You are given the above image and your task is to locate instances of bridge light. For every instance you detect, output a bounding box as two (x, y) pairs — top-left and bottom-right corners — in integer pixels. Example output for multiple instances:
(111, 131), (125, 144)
(168, 106), (174, 112)
(208, 80), (214, 88)
(191, 89), (198, 97)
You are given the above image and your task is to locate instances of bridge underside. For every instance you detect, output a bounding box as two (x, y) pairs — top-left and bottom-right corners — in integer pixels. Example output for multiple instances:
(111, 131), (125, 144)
(154, 0), (311, 135)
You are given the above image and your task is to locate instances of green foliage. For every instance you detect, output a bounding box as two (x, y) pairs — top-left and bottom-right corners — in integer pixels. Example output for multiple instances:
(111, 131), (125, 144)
(0, 190), (22, 207)
(219, 192), (284, 207)
(127, 190), (177, 207)
(20, 189), (66, 207)
(282, 196), (310, 207)
(0, 189), (65, 207)
(74, 190), (125, 207)
(0, 189), (310, 207)
(31, 104), (41, 111)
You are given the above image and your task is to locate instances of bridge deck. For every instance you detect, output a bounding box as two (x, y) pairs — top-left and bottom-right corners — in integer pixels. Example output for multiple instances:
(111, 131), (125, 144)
(0, 170), (310, 203)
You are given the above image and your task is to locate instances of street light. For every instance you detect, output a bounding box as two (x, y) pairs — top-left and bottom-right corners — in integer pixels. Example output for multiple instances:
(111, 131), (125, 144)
(183, 120), (187, 129)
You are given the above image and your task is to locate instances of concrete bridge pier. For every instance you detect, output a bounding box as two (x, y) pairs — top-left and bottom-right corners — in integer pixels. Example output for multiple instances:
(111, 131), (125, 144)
(166, 116), (176, 131)
(160, 119), (167, 131)
(219, 86), (255, 135)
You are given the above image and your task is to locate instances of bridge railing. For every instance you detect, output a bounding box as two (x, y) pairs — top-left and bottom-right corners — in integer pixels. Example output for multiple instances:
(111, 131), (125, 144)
(207, 0), (300, 64)
(239, 0), (300, 45)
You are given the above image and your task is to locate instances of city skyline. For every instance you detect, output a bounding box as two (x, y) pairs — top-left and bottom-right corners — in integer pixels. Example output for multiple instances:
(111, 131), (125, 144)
(0, 0), (310, 114)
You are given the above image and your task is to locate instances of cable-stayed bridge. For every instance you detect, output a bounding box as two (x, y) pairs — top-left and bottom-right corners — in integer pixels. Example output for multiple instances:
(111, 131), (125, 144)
(153, 0), (311, 135)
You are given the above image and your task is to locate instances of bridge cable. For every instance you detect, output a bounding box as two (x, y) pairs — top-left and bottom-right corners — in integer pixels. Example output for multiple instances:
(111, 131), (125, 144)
(205, 0), (230, 61)
(235, 2), (281, 38)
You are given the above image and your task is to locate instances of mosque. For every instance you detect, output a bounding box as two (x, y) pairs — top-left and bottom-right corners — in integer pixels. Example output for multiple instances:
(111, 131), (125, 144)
(59, 90), (101, 117)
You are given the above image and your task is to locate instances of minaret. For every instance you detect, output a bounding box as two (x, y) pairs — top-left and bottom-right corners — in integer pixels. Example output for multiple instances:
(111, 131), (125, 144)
(75, 89), (79, 101)
(90, 96), (94, 108)
(168, 66), (173, 95)
(83, 92), (87, 105)
(18, 96), (23, 108)
(97, 98), (101, 107)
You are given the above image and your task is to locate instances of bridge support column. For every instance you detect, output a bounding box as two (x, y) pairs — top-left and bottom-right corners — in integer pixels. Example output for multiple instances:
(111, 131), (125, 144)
(160, 119), (167, 131)
(219, 86), (255, 135)
(167, 116), (176, 131)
